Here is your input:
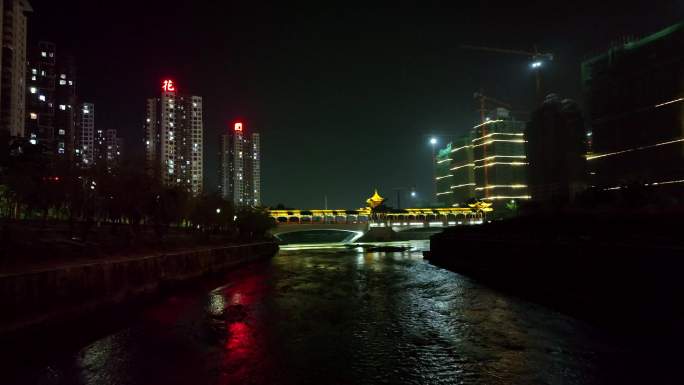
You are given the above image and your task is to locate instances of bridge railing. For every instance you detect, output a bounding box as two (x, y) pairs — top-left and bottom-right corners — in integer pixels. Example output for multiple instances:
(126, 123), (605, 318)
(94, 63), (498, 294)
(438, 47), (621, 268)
(268, 207), (489, 227)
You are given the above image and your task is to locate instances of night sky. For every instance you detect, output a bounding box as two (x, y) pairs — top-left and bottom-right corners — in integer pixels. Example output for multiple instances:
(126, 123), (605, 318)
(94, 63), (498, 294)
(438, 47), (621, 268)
(30, 1), (683, 208)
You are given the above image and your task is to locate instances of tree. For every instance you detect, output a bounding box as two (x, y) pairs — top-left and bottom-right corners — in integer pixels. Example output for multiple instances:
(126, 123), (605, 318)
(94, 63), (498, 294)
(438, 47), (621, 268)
(235, 207), (275, 240)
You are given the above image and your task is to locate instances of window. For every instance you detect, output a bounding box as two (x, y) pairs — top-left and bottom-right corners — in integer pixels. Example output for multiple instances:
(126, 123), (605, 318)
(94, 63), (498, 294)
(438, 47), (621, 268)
(41, 51), (47, 57)
(60, 74), (66, 79)
(59, 129), (65, 135)
(30, 113), (37, 120)
(31, 68), (37, 74)
(39, 95), (46, 102)
(59, 105), (66, 110)
(59, 80), (66, 85)
(29, 87), (37, 94)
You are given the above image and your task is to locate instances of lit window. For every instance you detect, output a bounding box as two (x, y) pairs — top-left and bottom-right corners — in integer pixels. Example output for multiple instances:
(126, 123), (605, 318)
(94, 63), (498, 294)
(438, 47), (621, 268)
(31, 76), (36, 81)
(39, 95), (46, 101)
(29, 87), (37, 94)
(31, 68), (37, 74)
(59, 105), (66, 110)
(59, 80), (66, 85)
(68, 81), (73, 86)
(41, 70), (46, 76)
(59, 129), (65, 135)
(49, 52), (54, 58)
(60, 74), (66, 79)
(29, 139), (37, 145)
(41, 52), (47, 57)
(30, 113), (37, 120)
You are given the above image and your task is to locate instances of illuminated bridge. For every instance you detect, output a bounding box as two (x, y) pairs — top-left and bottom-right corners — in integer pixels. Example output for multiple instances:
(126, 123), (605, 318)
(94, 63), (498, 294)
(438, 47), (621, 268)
(268, 205), (491, 243)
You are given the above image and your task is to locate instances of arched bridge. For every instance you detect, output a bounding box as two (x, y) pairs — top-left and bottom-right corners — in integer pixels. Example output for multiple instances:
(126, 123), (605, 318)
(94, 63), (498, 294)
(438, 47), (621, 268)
(268, 206), (491, 243)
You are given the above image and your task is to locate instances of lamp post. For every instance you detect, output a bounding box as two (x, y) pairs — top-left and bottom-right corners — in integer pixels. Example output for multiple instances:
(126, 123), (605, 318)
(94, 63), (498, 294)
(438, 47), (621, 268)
(429, 137), (438, 203)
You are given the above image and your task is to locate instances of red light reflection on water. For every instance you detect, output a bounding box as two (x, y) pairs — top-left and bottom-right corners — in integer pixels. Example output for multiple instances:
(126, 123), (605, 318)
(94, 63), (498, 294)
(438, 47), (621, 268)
(218, 270), (272, 383)
(226, 321), (252, 357)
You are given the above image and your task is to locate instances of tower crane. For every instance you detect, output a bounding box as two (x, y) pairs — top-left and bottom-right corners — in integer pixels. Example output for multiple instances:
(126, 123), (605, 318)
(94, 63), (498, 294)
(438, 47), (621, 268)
(461, 44), (554, 99)
(473, 91), (512, 123)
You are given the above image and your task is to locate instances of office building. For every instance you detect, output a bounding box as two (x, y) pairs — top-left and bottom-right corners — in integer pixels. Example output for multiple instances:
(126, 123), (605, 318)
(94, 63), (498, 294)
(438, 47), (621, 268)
(219, 122), (261, 206)
(526, 94), (587, 204)
(582, 22), (684, 191)
(1, 0), (31, 138)
(144, 79), (203, 196)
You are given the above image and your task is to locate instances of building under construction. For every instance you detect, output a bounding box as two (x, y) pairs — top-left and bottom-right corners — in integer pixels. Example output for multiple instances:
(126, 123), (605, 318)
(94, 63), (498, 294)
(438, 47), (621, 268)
(434, 108), (529, 210)
(582, 22), (684, 193)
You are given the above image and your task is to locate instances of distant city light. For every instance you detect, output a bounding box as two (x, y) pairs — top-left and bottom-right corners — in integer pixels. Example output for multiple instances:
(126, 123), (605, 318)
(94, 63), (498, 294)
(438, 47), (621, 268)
(410, 191), (416, 198)
(234, 122), (243, 132)
(216, 208), (221, 214)
(531, 61), (542, 69)
(430, 137), (437, 145)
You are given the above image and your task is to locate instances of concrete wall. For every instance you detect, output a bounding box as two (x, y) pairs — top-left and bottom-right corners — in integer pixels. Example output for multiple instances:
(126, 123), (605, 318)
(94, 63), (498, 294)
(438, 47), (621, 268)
(0, 242), (278, 334)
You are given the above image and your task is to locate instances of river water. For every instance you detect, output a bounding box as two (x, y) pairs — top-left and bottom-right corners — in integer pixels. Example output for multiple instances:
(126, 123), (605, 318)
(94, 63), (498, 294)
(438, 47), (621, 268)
(2, 241), (674, 384)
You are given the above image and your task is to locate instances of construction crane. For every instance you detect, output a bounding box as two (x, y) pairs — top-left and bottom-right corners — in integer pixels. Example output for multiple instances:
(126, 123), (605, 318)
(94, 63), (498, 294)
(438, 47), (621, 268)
(473, 91), (512, 123)
(461, 44), (554, 99)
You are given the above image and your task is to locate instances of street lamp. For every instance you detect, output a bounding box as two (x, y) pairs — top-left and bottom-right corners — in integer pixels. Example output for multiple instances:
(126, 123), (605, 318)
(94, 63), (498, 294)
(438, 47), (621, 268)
(216, 208), (221, 214)
(429, 137), (438, 202)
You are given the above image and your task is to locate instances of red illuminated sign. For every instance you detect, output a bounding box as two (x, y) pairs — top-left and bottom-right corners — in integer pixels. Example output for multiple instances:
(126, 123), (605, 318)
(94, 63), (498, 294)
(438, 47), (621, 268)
(234, 122), (243, 132)
(162, 79), (176, 92)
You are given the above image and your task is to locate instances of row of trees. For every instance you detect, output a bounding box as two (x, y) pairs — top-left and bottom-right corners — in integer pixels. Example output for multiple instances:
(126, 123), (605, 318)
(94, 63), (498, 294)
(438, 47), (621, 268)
(0, 138), (274, 239)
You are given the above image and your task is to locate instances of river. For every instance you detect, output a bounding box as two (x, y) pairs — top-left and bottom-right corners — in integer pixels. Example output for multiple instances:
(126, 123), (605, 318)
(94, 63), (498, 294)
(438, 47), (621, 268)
(1, 241), (673, 384)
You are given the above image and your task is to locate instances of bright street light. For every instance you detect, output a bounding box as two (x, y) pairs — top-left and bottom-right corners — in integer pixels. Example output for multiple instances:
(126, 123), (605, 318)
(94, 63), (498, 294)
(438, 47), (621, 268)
(411, 191), (417, 198)
(216, 208), (221, 214)
(531, 61), (542, 69)
(429, 137), (437, 145)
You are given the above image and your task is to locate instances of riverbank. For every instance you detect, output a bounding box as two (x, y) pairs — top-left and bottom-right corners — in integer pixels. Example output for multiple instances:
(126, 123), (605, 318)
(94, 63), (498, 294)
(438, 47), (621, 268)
(0, 241), (278, 335)
(425, 213), (684, 339)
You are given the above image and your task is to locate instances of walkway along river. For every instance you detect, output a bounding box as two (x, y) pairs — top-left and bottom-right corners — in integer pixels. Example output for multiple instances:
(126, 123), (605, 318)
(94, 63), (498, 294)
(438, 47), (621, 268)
(1, 240), (675, 384)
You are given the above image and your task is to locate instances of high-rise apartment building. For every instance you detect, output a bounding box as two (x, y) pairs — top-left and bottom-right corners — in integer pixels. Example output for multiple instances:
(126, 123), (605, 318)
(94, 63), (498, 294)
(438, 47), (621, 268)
(144, 79), (203, 196)
(471, 114), (529, 202)
(526, 95), (587, 204)
(1, 0), (32, 138)
(25, 41), (76, 157)
(74, 102), (94, 166)
(105, 129), (123, 166)
(433, 108), (529, 209)
(582, 22), (684, 192)
(219, 122), (261, 207)
(441, 135), (476, 207)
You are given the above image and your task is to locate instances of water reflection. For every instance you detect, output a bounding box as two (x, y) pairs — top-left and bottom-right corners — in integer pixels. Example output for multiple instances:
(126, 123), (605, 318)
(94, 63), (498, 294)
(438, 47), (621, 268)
(5, 240), (651, 385)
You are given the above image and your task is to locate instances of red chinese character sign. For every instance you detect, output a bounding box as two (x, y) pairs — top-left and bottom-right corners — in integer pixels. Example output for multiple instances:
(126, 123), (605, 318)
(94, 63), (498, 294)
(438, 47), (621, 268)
(234, 122), (243, 132)
(162, 79), (176, 92)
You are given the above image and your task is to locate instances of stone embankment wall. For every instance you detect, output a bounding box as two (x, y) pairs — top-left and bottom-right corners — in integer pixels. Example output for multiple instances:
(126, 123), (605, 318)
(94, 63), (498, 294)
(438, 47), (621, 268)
(0, 242), (278, 334)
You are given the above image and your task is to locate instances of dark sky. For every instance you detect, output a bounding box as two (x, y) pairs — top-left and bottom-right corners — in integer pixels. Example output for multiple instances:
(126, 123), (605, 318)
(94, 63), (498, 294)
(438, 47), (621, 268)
(30, 1), (683, 208)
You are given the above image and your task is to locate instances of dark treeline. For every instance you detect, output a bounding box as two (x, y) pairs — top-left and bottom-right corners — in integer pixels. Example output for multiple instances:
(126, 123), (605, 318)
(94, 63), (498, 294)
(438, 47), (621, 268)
(0, 137), (274, 242)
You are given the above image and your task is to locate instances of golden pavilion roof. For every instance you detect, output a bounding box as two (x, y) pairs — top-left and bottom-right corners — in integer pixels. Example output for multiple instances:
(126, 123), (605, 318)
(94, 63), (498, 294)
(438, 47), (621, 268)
(366, 189), (385, 208)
